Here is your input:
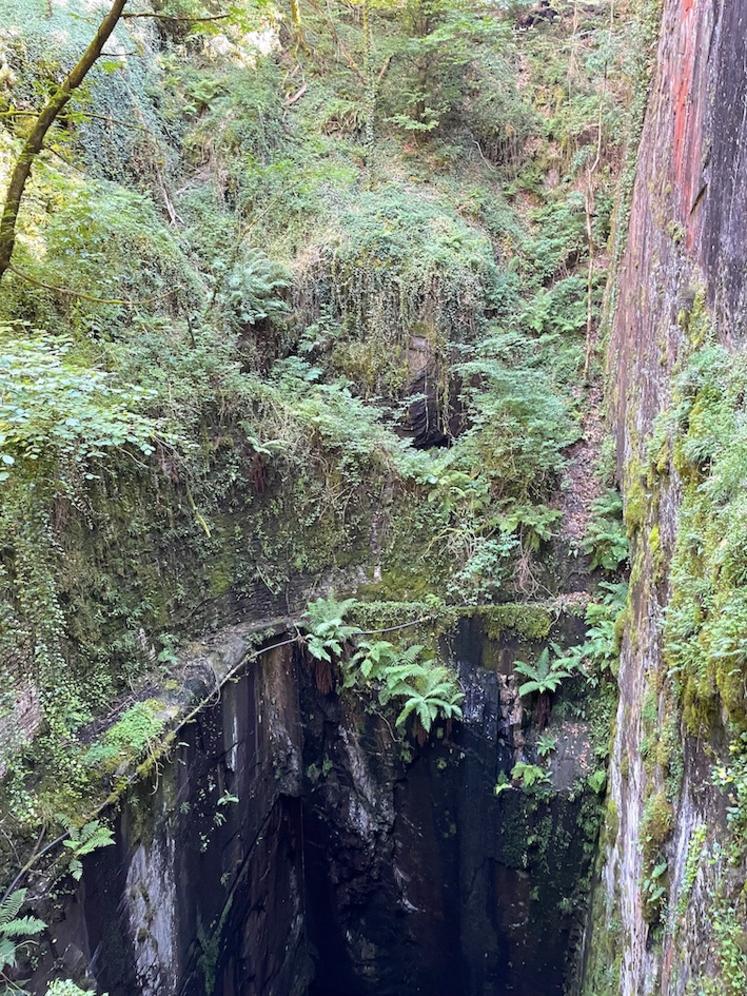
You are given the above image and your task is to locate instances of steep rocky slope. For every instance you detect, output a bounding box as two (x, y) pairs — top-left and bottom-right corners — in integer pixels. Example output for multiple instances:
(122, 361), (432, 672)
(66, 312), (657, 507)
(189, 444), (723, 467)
(23, 615), (602, 996)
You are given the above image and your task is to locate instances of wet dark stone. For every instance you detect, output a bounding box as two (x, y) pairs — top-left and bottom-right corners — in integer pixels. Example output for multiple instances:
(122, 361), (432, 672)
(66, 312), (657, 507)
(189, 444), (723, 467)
(29, 627), (597, 996)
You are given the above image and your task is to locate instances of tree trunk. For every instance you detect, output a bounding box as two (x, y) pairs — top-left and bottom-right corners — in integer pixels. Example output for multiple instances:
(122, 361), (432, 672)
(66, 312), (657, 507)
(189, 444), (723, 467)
(0, 0), (129, 283)
(289, 0), (308, 51)
(534, 691), (550, 730)
(362, 0), (375, 145)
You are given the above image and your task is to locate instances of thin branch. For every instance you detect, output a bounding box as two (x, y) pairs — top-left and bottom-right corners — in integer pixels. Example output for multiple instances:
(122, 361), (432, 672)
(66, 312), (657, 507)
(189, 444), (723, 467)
(8, 264), (149, 306)
(0, 824), (47, 909)
(285, 82), (308, 106)
(356, 616), (436, 637)
(1, 108), (147, 133)
(121, 11), (229, 21)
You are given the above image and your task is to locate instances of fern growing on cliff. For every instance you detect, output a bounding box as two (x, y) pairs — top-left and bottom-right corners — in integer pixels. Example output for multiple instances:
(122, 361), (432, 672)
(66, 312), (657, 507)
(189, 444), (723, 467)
(512, 761), (550, 790)
(581, 489), (629, 571)
(337, 632), (464, 741)
(302, 595), (361, 663)
(0, 887), (46, 982)
(346, 639), (424, 684)
(388, 663), (464, 740)
(61, 819), (115, 881)
(514, 645), (573, 697)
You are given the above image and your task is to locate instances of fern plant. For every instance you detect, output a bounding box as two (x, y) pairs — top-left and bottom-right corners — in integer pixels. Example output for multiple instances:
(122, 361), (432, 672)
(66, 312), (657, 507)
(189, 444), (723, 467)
(512, 761), (550, 790)
(61, 819), (115, 881)
(514, 645), (573, 697)
(389, 663), (464, 738)
(346, 640), (463, 741)
(537, 732), (558, 758)
(581, 489), (629, 571)
(302, 595), (361, 663)
(551, 582), (627, 687)
(497, 503), (563, 553)
(0, 888), (46, 982)
(346, 640), (423, 685)
(301, 600), (463, 741)
(219, 249), (290, 327)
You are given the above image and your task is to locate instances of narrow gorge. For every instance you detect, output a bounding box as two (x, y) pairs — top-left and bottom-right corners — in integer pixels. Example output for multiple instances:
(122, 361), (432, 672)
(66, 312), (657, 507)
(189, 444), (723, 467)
(0, 2), (745, 996)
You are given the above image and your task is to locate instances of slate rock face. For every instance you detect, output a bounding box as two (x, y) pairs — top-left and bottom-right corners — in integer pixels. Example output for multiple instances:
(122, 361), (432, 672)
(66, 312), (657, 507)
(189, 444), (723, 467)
(593, 2), (747, 992)
(31, 622), (597, 996)
(29, 643), (311, 996)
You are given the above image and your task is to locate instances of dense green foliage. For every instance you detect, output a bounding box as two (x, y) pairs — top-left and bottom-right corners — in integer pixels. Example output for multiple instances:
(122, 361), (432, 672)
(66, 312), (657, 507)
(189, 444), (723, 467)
(598, 299), (747, 987)
(0, 3), (635, 980)
(302, 593), (464, 738)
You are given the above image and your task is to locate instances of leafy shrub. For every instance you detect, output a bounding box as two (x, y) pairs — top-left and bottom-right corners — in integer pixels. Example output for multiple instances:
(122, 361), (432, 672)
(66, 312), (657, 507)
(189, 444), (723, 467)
(456, 329), (577, 501)
(346, 639), (422, 684)
(184, 61), (285, 187)
(639, 789), (673, 922)
(677, 823), (707, 917)
(349, 637), (464, 738)
(641, 859), (668, 923)
(711, 900), (747, 996)
(525, 193), (587, 284)
(381, 2), (502, 135)
(522, 275), (590, 337)
(8, 180), (200, 325)
(0, 327), (166, 480)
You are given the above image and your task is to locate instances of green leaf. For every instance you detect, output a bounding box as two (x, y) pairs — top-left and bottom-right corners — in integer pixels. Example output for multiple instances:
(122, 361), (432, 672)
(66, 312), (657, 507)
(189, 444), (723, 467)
(1, 915), (46, 937)
(0, 889), (26, 927)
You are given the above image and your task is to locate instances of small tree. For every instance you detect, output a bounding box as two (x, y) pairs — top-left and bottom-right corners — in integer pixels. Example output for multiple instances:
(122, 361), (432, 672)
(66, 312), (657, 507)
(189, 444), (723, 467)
(0, 2), (237, 284)
(0, 0), (128, 282)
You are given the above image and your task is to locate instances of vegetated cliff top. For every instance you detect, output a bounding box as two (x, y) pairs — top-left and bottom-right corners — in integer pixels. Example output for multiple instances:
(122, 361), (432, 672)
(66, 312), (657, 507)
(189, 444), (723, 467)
(0, 0), (631, 864)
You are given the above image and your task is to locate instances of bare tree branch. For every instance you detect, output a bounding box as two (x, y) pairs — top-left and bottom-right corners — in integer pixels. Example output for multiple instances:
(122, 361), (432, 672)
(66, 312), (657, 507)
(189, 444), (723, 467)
(122, 11), (229, 21)
(8, 264), (143, 306)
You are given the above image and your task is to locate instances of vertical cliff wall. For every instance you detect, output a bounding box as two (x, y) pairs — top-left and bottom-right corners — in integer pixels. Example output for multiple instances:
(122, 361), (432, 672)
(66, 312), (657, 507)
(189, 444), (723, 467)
(585, 1), (747, 993)
(27, 640), (312, 996)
